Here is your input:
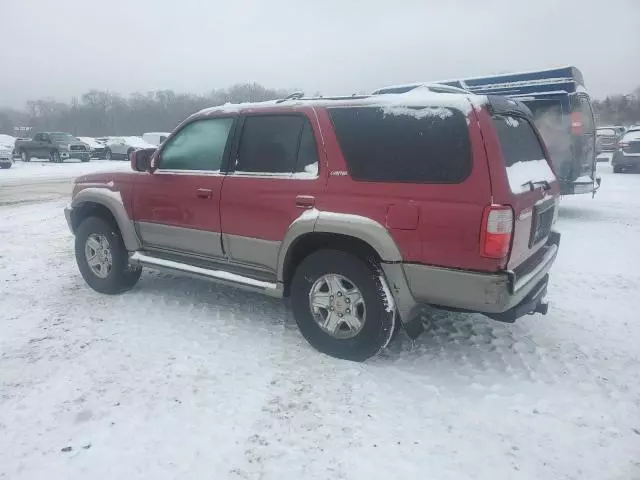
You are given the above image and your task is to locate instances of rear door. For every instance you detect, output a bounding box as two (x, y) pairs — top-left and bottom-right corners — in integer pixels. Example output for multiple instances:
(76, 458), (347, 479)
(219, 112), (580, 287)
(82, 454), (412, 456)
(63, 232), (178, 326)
(485, 113), (559, 270)
(571, 94), (596, 180)
(220, 110), (325, 275)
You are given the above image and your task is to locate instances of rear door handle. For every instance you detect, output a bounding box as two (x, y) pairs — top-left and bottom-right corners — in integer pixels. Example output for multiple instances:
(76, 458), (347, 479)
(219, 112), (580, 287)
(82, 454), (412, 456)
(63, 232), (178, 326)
(295, 195), (315, 208)
(196, 188), (213, 199)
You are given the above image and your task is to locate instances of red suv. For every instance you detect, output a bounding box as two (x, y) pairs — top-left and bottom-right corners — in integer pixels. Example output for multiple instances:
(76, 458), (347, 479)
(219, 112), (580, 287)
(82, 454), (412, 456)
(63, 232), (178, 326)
(64, 89), (561, 361)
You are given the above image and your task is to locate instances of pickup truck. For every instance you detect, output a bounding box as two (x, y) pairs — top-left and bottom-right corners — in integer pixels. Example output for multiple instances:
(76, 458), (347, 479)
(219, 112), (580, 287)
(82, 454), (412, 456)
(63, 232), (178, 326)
(15, 132), (91, 163)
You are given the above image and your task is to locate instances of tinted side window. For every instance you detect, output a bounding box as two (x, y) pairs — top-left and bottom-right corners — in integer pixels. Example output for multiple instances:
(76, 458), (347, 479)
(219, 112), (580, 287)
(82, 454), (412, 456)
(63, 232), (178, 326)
(34, 133), (42, 141)
(328, 106), (471, 183)
(492, 115), (546, 167)
(295, 122), (319, 175)
(160, 118), (234, 171)
(236, 115), (305, 173)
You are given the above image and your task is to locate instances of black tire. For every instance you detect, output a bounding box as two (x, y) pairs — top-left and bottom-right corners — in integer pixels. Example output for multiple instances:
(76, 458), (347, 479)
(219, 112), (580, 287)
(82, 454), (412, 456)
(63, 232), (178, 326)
(105, 149), (112, 161)
(20, 150), (30, 162)
(50, 150), (61, 163)
(75, 216), (142, 294)
(290, 249), (396, 361)
(613, 165), (622, 173)
(81, 154), (90, 162)
(126, 148), (135, 161)
(0, 163), (11, 169)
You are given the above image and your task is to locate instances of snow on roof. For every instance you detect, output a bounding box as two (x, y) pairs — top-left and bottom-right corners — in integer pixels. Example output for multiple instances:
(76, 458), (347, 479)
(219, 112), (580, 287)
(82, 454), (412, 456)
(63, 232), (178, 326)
(0, 134), (16, 147)
(143, 132), (171, 136)
(77, 136), (103, 149)
(197, 89), (485, 118)
(110, 136), (155, 149)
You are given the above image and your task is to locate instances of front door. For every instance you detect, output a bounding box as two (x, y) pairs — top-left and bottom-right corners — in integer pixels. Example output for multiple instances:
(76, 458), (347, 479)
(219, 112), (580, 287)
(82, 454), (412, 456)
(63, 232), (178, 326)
(34, 133), (49, 158)
(132, 116), (236, 258)
(220, 110), (325, 274)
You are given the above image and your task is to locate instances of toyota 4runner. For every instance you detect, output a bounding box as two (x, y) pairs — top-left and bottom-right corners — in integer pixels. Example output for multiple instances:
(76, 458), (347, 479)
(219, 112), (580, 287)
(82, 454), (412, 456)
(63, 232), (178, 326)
(64, 89), (561, 361)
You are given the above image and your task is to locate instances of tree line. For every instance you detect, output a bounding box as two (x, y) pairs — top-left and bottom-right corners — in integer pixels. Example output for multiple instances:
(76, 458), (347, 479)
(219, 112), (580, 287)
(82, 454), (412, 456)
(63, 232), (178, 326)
(0, 82), (639, 137)
(0, 83), (292, 137)
(591, 85), (640, 126)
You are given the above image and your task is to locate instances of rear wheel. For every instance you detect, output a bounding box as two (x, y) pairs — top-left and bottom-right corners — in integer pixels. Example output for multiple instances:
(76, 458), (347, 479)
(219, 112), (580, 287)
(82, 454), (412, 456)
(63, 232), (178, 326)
(613, 165), (623, 173)
(50, 151), (61, 163)
(126, 148), (135, 162)
(0, 163), (11, 169)
(105, 149), (112, 161)
(20, 150), (30, 162)
(291, 249), (396, 361)
(75, 216), (142, 294)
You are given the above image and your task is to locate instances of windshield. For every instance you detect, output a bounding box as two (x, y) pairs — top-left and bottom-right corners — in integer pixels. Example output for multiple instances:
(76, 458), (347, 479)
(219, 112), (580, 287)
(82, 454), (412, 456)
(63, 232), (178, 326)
(50, 133), (75, 142)
(597, 128), (616, 136)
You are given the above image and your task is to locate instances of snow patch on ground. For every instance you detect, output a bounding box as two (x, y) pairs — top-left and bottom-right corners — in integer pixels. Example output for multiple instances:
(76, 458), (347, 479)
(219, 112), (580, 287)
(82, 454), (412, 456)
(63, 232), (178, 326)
(0, 160), (131, 186)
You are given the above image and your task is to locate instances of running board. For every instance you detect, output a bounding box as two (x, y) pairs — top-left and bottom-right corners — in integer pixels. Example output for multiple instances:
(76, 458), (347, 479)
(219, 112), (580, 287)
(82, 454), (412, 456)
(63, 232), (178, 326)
(130, 252), (283, 298)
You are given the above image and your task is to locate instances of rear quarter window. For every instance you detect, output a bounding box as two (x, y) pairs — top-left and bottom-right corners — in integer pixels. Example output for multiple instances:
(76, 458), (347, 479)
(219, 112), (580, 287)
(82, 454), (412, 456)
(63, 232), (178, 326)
(492, 115), (556, 193)
(328, 106), (471, 183)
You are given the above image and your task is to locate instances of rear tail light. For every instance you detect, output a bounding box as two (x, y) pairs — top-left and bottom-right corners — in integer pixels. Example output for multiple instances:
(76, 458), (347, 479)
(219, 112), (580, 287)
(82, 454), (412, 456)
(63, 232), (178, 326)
(570, 112), (583, 135)
(481, 205), (514, 259)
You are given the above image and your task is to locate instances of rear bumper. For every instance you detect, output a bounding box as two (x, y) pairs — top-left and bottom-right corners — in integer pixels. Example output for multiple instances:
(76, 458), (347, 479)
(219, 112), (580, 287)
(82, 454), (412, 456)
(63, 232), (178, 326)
(62, 150), (90, 160)
(560, 177), (599, 195)
(612, 152), (640, 168)
(383, 231), (560, 324)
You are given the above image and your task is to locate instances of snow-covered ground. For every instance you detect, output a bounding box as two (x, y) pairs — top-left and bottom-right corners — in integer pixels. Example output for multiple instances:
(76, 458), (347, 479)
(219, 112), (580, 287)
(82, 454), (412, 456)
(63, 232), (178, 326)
(0, 159), (131, 186)
(0, 162), (639, 479)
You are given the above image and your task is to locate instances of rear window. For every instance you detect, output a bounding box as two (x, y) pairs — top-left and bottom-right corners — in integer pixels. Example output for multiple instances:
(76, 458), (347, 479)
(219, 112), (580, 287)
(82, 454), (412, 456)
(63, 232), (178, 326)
(492, 115), (556, 193)
(572, 95), (596, 134)
(597, 128), (616, 136)
(622, 131), (640, 142)
(328, 106), (471, 183)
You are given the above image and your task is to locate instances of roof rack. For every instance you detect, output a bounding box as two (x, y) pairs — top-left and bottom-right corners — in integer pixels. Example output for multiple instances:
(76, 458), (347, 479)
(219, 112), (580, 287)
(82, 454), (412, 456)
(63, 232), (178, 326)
(276, 92), (305, 103)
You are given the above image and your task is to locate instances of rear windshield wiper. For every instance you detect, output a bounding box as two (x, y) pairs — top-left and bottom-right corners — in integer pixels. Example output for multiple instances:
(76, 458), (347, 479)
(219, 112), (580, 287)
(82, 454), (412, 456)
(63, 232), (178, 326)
(522, 180), (551, 191)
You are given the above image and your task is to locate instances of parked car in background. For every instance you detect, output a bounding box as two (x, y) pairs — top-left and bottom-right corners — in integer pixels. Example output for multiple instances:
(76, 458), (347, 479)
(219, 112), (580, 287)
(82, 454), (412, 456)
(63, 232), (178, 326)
(77, 136), (107, 159)
(596, 126), (623, 153)
(65, 92), (560, 360)
(0, 143), (13, 169)
(142, 132), (170, 146)
(104, 136), (155, 160)
(612, 130), (640, 173)
(14, 132), (90, 163)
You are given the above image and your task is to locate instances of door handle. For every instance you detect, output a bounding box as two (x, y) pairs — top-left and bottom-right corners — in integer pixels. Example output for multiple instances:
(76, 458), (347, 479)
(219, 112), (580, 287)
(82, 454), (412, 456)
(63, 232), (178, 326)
(196, 188), (213, 199)
(295, 195), (315, 208)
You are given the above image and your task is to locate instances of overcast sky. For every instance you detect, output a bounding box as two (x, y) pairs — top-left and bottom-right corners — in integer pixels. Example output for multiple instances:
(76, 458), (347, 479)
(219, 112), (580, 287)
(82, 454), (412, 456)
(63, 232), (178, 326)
(1, 0), (639, 108)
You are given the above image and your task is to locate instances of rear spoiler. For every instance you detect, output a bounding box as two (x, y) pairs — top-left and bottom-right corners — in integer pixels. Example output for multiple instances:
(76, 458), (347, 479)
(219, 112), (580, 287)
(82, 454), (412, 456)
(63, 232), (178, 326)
(483, 95), (533, 119)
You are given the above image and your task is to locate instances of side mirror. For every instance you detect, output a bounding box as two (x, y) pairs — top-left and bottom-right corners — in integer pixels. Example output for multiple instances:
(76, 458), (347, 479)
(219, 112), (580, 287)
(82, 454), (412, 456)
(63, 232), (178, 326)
(131, 148), (157, 172)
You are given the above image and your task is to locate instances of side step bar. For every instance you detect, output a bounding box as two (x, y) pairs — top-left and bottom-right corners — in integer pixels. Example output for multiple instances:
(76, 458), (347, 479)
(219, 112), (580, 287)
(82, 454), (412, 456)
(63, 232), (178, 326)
(130, 252), (283, 298)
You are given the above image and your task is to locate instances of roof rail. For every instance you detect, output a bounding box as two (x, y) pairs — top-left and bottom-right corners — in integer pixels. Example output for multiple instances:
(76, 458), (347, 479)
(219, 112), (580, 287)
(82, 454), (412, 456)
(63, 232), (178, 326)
(276, 92), (305, 103)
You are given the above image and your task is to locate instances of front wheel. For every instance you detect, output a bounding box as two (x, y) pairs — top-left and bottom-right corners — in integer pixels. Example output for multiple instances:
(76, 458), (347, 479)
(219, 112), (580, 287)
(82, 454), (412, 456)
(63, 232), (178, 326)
(105, 149), (112, 161)
(75, 216), (142, 294)
(50, 151), (61, 163)
(291, 249), (396, 361)
(20, 150), (30, 162)
(613, 165), (623, 173)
